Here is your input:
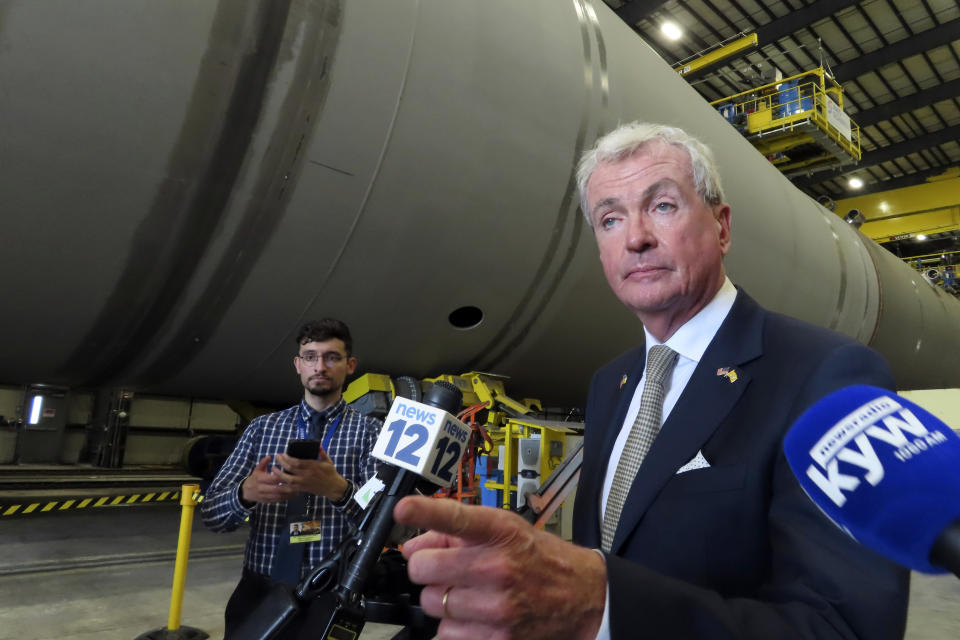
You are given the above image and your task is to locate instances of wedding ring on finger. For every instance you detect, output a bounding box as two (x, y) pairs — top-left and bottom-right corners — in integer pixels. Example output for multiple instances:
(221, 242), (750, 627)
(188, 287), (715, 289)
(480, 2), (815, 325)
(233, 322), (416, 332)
(442, 585), (454, 619)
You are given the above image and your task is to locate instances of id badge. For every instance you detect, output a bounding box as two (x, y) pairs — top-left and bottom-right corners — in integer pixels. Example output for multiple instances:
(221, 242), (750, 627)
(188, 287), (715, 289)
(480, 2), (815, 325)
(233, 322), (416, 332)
(288, 519), (322, 543)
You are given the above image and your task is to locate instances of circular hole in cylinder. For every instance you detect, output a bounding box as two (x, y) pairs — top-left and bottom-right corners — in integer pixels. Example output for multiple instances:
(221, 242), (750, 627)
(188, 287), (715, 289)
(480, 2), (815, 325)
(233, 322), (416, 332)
(448, 306), (483, 330)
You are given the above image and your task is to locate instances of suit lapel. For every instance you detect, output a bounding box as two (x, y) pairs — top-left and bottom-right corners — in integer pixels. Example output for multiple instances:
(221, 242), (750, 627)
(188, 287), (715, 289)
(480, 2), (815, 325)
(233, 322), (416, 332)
(596, 351), (649, 476)
(610, 291), (765, 554)
(578, 349), (647, 547)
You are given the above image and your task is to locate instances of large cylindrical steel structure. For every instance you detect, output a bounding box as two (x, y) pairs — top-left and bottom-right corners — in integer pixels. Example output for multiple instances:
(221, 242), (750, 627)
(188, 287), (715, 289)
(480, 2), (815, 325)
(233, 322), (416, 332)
(0, 0), (956, 405)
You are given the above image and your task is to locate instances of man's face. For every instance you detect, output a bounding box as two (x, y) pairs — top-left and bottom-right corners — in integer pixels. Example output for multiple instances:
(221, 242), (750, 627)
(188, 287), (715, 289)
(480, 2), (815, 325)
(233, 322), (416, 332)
(586, 141), (731, 336)
(294, 338), (357, 399)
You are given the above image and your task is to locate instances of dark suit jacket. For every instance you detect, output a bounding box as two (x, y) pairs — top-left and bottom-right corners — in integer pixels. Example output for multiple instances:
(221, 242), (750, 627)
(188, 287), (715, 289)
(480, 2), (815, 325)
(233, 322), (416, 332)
(573, 289), (909, 639)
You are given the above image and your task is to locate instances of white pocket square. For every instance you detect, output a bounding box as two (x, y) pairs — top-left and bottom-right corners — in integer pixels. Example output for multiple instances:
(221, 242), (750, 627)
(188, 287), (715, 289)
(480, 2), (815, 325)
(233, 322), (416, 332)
(676, 450), (711, 474)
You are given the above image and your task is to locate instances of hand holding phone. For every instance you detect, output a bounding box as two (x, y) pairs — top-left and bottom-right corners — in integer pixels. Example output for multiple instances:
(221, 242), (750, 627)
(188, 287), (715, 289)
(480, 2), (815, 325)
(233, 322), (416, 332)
(286, 438), (321, 460)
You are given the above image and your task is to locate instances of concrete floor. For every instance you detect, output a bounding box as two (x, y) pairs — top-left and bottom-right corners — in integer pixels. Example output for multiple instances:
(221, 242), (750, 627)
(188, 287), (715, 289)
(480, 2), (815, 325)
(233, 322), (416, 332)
(0, 506), (403, 640)
(904, 572), (960, 640)
(0, 505), (957, 639)
(0, 556), (405, 640)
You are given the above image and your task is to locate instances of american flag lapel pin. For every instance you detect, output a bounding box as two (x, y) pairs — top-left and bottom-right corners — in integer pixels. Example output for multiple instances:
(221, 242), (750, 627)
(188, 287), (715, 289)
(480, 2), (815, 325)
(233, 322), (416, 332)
(619, 374), (628, 390)
(716, 367), (739, 383)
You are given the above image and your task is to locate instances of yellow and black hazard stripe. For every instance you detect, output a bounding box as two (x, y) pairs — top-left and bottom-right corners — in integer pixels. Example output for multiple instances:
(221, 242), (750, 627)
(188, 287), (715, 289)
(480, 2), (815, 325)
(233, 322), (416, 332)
(1, 490), (185, 516)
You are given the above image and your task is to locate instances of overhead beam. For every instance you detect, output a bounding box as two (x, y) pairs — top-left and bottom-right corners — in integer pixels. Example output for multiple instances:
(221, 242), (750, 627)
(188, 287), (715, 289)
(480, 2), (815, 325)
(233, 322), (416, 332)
(657, 0), (861, 78)
(850, 124), (960, 171)
(755, 0), (859, 45)
(676, 34), (759, 80)
(615, 0), (668, 25)
(792, 123), (960, 188)
(832, 19), (960, 83)
(852, 78), (960, 129)
(859, 166), (960, 197)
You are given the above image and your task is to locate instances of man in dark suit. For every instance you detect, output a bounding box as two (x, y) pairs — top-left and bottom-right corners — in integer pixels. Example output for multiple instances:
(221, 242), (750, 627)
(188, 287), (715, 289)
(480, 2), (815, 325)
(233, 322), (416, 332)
(393, 122), (909, 640)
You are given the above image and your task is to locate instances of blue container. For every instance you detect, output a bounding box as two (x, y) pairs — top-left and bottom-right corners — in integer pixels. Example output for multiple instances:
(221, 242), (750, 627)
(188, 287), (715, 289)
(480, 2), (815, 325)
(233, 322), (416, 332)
(476, 454), (503, 508)
(777, 79), (799, 118)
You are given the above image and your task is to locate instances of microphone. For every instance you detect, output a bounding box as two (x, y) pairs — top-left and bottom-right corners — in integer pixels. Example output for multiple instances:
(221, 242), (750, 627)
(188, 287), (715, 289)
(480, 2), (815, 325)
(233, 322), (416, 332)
(341, 379), (470, 592)
(234, 380), (470, 639)
(784, 385), (960, 576)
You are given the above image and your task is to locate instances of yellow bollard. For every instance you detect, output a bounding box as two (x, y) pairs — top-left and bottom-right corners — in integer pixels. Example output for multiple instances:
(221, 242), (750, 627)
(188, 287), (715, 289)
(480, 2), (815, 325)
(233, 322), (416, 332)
(136, 484), (209, 640)
(167, 484), (200, 630)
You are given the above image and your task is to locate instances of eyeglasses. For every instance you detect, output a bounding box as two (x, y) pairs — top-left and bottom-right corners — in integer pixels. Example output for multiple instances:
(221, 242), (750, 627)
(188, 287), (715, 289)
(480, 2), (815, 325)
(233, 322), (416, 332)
(298, 352), (345, 366)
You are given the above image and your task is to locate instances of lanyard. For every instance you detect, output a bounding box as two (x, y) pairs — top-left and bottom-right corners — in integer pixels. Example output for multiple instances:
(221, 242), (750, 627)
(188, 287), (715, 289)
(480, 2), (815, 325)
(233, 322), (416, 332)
(297, 407), (342, 451)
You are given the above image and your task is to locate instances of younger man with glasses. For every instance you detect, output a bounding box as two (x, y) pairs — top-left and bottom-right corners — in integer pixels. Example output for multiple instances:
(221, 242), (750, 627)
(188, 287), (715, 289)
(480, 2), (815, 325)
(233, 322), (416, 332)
(202, 318), (382, 636)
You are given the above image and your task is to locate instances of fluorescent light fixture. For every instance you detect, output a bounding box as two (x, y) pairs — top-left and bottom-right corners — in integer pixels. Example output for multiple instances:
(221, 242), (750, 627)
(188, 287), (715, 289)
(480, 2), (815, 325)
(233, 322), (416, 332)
(848, 177), (864, 189)
(661, 22), (683, 41)
(917, 234), (928, 241)
(29, 395), (43, 424)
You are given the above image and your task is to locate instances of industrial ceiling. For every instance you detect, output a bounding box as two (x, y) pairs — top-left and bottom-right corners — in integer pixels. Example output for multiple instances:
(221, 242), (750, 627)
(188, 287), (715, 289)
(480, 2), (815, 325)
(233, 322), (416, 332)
(605, 0), (960, 207)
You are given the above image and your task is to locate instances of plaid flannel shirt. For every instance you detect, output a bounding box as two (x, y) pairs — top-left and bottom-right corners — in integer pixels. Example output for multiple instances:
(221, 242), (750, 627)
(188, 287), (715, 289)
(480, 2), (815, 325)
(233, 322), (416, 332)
(201, 398), (381, 578)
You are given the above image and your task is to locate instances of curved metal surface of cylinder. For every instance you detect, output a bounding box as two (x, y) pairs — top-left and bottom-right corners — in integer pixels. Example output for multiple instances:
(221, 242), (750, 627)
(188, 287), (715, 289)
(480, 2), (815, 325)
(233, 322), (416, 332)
(0, 0), (956, 405)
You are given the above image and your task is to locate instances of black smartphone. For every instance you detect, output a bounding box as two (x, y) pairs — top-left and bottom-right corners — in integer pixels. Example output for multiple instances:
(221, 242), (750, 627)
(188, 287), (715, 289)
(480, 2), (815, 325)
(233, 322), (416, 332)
(286, 438), (321, 460)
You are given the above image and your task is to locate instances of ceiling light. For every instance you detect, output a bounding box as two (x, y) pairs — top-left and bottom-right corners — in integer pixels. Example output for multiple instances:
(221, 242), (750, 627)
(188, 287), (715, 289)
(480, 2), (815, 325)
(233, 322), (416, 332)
(916, 234), (928, 241)
(661, 22), (683, 41)
(848, 177), (864, 189)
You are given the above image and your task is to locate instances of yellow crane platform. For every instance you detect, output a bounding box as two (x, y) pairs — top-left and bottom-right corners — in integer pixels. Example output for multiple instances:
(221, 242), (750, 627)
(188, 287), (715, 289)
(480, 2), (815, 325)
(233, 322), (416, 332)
(711, 67), (861, 177)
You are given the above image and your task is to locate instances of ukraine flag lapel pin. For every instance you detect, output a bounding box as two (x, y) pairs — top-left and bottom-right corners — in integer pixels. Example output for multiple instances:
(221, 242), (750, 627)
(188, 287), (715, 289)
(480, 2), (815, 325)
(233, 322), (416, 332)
(619, 374), (628, 390)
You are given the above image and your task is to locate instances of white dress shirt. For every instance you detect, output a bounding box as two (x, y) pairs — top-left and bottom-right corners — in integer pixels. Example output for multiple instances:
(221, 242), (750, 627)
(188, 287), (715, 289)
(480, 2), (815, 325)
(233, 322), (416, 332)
(594, 277), (737, 640)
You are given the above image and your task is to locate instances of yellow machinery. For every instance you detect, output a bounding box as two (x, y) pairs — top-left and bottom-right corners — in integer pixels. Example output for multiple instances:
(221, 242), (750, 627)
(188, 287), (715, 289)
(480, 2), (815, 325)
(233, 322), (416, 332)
(342, 372), (396, 417)
(423, 372), (574, 511)
(674, 34), (758, 79)
(831, 169), (960, 296)
(711, 67), (861, 177)
(903, 250), (960, 271)
(486, 414), (575, 510)
(834, 169), (960, 245)
(344, 372), (581, 513)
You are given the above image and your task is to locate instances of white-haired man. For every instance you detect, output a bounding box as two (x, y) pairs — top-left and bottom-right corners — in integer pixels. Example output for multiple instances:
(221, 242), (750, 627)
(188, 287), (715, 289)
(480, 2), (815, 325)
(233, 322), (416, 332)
(393, 122), (909, 640)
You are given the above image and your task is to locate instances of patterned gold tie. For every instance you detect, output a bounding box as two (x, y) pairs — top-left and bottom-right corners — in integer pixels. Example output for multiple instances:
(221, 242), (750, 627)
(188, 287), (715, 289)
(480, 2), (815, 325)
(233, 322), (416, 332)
(601, 345), (678, 552)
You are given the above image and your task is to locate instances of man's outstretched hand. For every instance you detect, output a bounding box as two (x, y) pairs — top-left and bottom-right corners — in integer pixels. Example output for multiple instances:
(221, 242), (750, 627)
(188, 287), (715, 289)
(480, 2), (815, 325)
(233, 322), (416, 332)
(394, 495), (606, 640)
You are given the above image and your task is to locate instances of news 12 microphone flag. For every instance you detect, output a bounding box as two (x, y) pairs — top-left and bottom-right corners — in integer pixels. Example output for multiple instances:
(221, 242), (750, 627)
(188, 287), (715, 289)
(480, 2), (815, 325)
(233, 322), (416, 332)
(371, 394), (471, 489)
(784, 385), (960, 574)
